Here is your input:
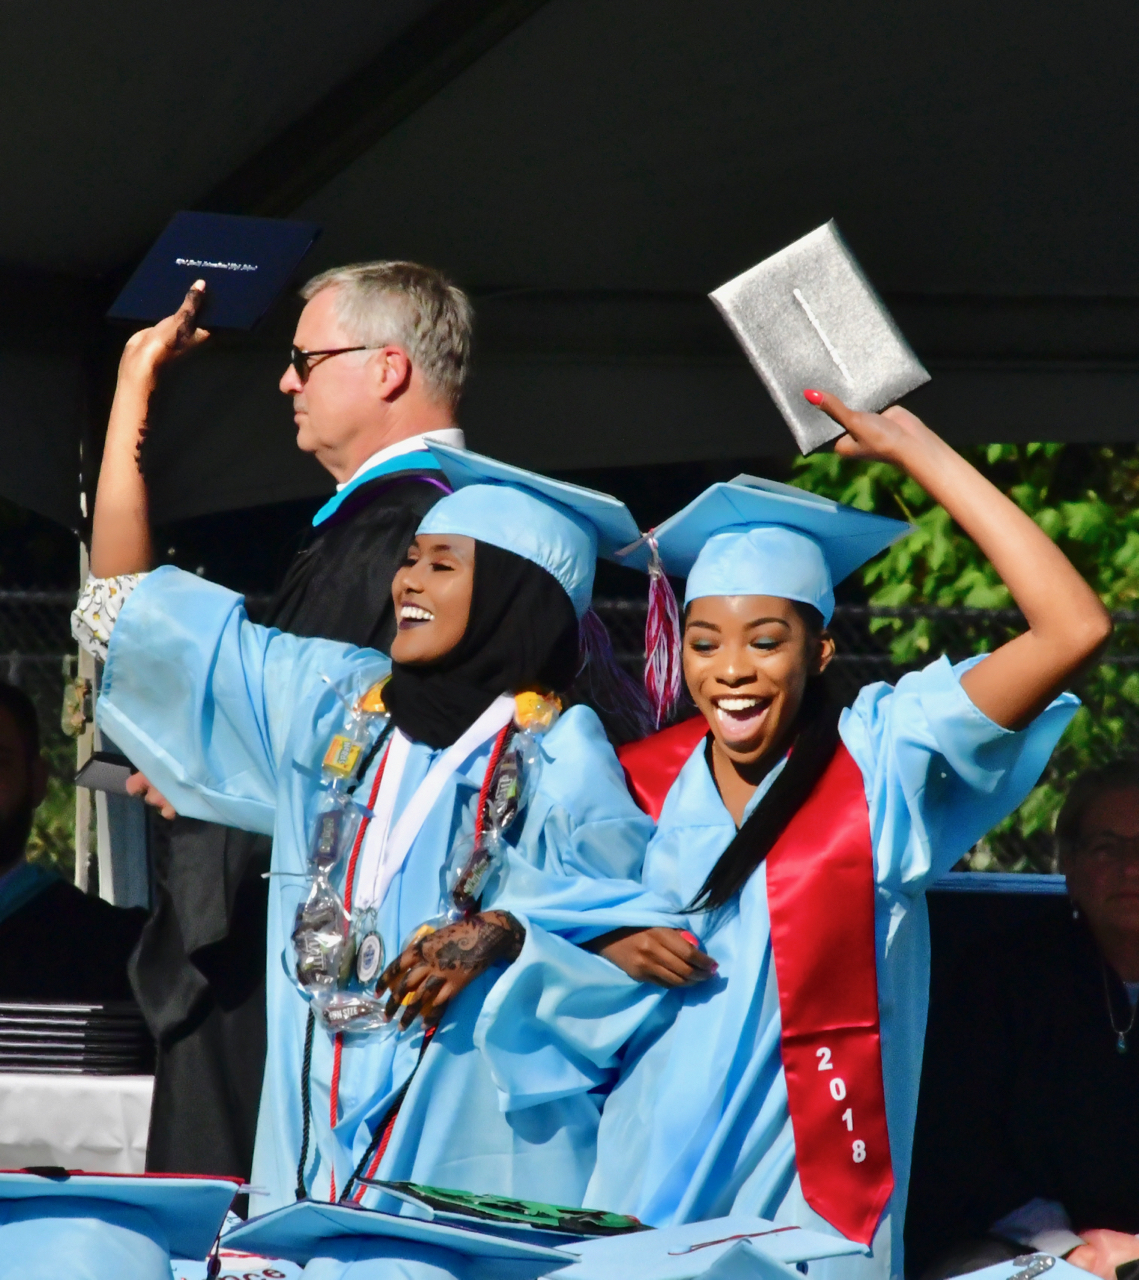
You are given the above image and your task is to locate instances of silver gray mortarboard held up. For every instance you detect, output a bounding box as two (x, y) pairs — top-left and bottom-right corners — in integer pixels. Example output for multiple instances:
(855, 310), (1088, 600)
(709, 220), (930, 454)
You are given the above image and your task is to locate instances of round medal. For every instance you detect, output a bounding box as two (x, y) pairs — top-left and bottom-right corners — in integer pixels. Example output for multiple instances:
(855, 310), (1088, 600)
(356, 932), (385, 984)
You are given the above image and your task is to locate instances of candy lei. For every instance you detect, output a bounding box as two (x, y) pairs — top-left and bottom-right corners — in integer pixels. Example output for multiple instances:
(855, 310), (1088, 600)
(293, 691), (560, 1198)
(289, 677), (393, 1034)
(337, 722), (509, 979)
(321, 721), (516, 1202)
(290, 684), (560, 1041)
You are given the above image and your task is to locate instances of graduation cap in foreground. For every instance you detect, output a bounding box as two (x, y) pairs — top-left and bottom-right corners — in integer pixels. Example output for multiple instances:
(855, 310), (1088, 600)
(225, 1203), (865, 1278)
(422, 444), (643, 618)
(620, 475), (909, 625)
(962, 1256), (1088, 1280)
(0, 1170), (241, 1280)
(549, 1214), (867, 1280)
(710, 220), (930, 454)
(108, 210), (321, 330)
(222, 1199), (573, 1267)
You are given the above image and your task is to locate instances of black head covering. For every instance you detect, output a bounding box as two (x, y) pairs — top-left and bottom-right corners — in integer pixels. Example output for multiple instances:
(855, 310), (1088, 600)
(383, 540), (580, 749)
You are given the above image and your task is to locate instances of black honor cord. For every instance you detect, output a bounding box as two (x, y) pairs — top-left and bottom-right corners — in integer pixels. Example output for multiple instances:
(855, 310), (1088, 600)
(339, 1029), (435, 1203)
(294, 1008), (316, 1200)
(347, 722), (393, 798)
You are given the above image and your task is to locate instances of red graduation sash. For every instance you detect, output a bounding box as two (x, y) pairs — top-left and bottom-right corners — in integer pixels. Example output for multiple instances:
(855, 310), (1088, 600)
(618, 715), (709, 821)
(617, 728), (893, 1246)
(765, 742), (893, 1246)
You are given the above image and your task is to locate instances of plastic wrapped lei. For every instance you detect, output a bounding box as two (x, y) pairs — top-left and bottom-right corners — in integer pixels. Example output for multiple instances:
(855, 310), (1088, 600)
(290, 684), (561, 1037)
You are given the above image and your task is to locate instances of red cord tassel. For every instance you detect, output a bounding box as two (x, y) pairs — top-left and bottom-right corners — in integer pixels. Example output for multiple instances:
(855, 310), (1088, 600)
(644, 536), (682, 726)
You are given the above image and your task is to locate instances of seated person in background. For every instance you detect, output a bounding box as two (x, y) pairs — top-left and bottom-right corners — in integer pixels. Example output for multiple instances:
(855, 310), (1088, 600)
(905, 762), (1139, 1280)
(0, 683), (145, 1002)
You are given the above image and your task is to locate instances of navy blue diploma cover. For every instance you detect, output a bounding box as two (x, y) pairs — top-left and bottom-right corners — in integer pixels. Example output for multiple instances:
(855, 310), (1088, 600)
(108, 211), (321, 330)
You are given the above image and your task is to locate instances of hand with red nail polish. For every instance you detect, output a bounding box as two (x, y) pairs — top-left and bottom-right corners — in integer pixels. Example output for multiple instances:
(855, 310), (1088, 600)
(801, 386), (926, 465)
(803, 382), (1113, 739)
(586, 926), (718, 987)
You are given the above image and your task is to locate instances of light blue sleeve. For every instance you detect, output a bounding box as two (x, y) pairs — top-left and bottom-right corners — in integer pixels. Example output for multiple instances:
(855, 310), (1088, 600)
(840, 654), (1079, 896)
(476, 705), (677, 1110)
(476, 923), (667, 1111)
(493, 705), (677, 943)
(514, 705), (654, 881)
(96, 566), (388, 835)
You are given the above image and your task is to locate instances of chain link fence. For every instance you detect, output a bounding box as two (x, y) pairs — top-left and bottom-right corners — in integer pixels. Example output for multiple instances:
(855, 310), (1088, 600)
(3, 591), (1134, 878)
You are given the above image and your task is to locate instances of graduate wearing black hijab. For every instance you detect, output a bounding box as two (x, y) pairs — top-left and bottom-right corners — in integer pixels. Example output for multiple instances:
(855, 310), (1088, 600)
(78, 445), (658, 1222)
(384, 540), (580, 751)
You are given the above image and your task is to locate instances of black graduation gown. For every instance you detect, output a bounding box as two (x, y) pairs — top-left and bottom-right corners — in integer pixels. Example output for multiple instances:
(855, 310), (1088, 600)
(905, 910), (1139, 1279)
(131, 465), (446, 1180)
(0, 878), (146, 1003)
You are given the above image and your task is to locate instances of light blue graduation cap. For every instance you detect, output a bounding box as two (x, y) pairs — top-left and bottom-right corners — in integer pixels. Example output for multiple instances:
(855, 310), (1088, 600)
(0, 1170), (240, 1280)
(954, 1258), (1088, 1280)
(225, 1203), (865, 1277)
(621, 475), (910, 625)
(222, 1198), (573, 1267)
(550, 1213), (867, 1279)
(419, 444), (642, 619)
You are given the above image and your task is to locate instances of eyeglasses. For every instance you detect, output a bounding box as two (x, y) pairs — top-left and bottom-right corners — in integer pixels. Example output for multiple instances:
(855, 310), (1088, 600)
(289, 345), (377, 384)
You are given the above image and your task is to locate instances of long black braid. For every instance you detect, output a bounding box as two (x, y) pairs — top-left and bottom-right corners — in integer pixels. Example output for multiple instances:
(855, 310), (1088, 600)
(688, 674), (843, 912)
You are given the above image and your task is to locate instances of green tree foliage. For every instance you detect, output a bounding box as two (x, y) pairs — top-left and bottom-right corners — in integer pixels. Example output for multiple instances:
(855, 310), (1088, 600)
(792, 443), (1139, 871)
(26, 734), (80, 880)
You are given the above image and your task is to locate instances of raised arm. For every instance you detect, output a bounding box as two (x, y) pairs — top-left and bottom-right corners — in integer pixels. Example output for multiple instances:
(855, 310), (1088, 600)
(90, 283), (209, 576)
(807, 391), (1112, 730)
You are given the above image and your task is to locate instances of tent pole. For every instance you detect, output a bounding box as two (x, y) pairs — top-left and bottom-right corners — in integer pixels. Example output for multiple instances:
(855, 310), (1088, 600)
(74, 540), (94, 892)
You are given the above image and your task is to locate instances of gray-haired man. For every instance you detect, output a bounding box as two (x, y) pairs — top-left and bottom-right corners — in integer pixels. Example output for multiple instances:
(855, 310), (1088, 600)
(93, 260), (472, 1180)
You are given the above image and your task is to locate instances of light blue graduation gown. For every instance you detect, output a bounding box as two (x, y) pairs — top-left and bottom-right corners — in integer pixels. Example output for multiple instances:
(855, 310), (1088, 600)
(477, 658), (1077, 1280)
(95, 566), (657, 1216)
(0, 1199), (171, 1280)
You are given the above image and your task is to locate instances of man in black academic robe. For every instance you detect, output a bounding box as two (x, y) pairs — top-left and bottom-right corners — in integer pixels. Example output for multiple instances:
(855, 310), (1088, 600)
(91, 261), (473, 1180)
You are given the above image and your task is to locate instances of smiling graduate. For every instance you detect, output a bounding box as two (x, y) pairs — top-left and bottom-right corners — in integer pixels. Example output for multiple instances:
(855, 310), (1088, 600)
(71, 447), (677, 1271)
(476, 392), (1110, 1280)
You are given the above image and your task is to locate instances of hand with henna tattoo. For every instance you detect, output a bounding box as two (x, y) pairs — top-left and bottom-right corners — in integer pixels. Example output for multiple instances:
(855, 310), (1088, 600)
(377, 910), (525, 1029)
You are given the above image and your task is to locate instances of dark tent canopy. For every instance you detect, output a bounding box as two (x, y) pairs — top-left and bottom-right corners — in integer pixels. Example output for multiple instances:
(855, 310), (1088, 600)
(4, 0), (1139, 531)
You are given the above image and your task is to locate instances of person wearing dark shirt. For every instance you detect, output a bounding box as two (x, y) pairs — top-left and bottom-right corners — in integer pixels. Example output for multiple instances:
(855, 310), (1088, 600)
(906, 762), (1139, 1280)
(89, 261), (472, 1181)
(0, 683), (145, 1002)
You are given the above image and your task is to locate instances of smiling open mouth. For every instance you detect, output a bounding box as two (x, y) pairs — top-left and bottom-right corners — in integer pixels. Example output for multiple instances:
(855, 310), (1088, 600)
(712, 695), (772, 741)
(399, 604), (435, 628)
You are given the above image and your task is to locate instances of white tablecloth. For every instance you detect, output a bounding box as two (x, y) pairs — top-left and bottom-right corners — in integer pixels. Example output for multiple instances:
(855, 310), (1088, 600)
(0, 1073), (152, 1172)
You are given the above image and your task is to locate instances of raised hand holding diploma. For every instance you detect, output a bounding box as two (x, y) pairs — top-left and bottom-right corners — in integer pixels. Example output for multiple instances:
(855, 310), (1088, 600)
(710, 221), (929, 454)
(1066, 1229), (1139, 1279)
(92, 281), (210, 578)
(118, 278), (211, 381)
(803, 387), (1112, 730)
(87, 283), (213, 819)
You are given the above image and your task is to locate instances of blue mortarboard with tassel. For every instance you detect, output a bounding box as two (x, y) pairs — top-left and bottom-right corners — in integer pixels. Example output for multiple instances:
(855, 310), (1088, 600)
(421, 444), (642, 619)
(618, 475), (910, 723)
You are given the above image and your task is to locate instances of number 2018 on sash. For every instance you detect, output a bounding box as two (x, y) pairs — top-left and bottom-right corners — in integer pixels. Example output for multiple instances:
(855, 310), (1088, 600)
(817, 1046), (867, 1164)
